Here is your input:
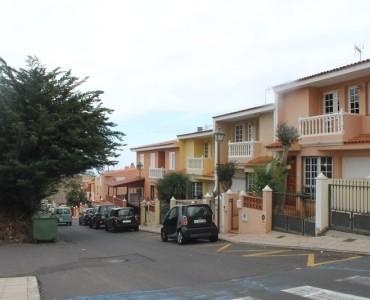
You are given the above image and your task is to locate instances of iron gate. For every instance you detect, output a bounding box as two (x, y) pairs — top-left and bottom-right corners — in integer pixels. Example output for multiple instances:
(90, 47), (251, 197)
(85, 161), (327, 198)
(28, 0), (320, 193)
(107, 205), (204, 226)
(272, 192), (315, 236)
(329, 180), (370, 235)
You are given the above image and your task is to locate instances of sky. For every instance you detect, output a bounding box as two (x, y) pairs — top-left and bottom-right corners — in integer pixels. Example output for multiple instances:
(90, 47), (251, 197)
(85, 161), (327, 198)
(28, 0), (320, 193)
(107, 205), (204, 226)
(2, 0), (370, 169)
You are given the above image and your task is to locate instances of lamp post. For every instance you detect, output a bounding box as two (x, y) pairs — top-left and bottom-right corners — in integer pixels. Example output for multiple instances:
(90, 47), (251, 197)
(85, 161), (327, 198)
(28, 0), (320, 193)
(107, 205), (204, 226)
(214, 128), (225, 232)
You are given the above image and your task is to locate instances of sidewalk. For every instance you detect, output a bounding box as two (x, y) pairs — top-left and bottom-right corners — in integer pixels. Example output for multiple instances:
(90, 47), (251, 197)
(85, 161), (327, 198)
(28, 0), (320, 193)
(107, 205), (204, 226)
(0, 276), (40, 300)
(140, 225), (370, 255)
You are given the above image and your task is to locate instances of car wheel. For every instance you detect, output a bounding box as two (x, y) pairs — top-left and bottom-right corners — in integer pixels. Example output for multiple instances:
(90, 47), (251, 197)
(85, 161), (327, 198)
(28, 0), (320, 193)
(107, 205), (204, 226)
(161, 229), (168, 242)
(209, 235), (218, 242)
(134, 226), (139, 232)
(69, 222), (72, 226)
(177, 230), (185, 245)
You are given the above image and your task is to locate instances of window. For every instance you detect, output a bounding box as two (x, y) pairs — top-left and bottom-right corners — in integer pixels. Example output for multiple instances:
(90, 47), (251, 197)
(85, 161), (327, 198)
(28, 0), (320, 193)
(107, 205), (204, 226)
(324, 91), (339, 114)
(235, 125), (243, 142)
(204, 143), (209, 158)
(169, 152), (176, 170)
(246, 172), (255, 192)
(247, 123), (254, 141)
(139, 154), (145, 168)
(191, 182), (203, 199)
(348, 86), (360, 114)
(303, 157), (333, 196)
(150, 153), (155, 168)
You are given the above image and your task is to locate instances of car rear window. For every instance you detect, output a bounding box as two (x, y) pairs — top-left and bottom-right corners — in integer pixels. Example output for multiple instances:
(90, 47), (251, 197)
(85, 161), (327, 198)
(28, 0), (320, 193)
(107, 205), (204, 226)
(118, 209), (132, 216)
(186, 206), (212, 218)
(56, 208), (71, 214)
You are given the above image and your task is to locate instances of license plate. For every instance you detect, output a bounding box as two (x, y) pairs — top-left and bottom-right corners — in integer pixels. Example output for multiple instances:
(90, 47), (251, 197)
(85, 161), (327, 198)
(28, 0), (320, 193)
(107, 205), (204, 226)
(194, 219), (206, 224)
(122, 220), (131, 224)
(59, 218), (63, 222)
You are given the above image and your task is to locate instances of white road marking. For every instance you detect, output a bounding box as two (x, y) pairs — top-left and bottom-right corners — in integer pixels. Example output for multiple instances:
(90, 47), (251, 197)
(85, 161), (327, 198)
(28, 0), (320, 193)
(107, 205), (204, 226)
(336, 275), (370, 286)
(232, 297), (257, 300)
(282, 285), (370, 300)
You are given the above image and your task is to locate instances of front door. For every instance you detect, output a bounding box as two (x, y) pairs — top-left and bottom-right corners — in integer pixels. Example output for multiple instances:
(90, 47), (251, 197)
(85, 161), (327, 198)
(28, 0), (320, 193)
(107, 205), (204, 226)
(230, 198), (239, 232)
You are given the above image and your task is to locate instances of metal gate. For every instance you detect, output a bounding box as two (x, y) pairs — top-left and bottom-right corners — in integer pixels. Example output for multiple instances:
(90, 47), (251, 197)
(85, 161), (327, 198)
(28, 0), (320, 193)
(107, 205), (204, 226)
(329, 180), (370, 235)
(272, 192), (315, 236)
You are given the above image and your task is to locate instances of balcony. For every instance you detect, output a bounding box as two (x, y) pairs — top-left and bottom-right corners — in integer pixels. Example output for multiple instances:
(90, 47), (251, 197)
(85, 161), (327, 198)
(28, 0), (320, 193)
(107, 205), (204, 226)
(299, 112), (364, 144)
(299, 112), (344, 137)
(228, 141), (261, 164)
(186, 157), (213, 175)
(149, 168), (166, 179)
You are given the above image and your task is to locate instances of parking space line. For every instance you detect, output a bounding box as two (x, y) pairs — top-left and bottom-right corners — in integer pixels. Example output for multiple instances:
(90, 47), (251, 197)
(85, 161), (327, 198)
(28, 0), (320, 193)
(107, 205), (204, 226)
(217, 243), (232, 252)
(243, 250), (290, 257)
(306, 254), (362, 267)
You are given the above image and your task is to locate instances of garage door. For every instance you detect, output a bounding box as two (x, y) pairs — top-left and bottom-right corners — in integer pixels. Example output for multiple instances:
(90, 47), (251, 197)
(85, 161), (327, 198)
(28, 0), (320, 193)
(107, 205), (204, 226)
(342, 157), (370, 179)
(231, 178), (246, 192)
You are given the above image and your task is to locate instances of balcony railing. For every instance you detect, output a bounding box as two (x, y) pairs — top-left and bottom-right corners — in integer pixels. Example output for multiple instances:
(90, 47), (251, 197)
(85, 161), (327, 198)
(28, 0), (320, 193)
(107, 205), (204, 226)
(149, 168), (165, 179)
(186, 157), (213, 175)
(228, 141), (254, 158)
(299, 112), (344, 137)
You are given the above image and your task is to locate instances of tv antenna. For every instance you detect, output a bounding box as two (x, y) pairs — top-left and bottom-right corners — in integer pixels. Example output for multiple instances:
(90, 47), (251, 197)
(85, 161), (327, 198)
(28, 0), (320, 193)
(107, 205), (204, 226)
(354, 44), (364, 61)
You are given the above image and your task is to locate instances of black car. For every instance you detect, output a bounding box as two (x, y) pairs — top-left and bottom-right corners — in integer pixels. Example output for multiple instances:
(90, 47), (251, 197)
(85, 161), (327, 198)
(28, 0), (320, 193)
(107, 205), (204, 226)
(79, 208), (94, 226)
(105, 207), (139, 232)
(161, 204), (218, 245)
(89, 205), (114, 229)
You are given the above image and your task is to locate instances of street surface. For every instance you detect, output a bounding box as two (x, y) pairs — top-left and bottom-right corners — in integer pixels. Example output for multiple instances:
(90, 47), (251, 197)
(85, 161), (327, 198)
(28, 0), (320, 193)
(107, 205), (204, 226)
(0, 220), (369, 299)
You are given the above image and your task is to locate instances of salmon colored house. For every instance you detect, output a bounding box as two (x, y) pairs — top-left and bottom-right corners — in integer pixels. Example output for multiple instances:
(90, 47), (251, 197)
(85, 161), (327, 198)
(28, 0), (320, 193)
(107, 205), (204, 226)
(131, 140), (180, 200)
(177, 128), (215, 198)
(213, 104), (275, 192)
(272, 60), (370, 195)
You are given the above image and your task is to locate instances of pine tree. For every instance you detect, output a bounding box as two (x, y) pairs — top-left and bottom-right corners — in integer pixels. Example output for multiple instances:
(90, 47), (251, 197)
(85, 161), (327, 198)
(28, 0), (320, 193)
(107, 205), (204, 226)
(0, 57), (124, 223)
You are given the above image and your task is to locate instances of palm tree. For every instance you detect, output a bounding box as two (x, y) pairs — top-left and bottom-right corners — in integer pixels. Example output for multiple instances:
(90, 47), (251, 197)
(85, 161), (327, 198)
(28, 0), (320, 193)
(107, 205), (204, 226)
(276, 123), (299, 167)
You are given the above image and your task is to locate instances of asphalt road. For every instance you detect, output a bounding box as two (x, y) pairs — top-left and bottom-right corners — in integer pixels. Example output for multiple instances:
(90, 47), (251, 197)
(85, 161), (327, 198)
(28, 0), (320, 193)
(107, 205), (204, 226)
(0, 220), (370, 300)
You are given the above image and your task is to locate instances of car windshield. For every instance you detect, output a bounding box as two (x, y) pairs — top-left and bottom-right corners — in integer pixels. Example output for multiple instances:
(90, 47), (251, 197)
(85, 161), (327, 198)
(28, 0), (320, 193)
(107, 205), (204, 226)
(118, 209), (132, 216)
(56, 208), (71, 214)
(186, 206), (212, 218)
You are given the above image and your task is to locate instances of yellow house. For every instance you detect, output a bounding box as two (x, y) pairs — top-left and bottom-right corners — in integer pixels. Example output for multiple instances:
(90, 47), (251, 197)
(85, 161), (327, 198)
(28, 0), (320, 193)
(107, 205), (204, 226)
(177, 128), (215, 199)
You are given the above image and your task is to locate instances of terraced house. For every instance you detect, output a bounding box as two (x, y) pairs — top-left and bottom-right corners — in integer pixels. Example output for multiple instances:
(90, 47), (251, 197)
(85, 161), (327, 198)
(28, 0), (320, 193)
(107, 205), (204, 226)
(131, 140), (180, 201)
(177, 127), (215, 199)
(213, 104), (275, 193)
(272, 60), (370, 195)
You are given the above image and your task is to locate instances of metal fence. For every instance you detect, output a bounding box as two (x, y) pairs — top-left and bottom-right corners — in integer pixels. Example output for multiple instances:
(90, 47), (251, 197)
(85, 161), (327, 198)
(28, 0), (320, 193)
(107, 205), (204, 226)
(329, 179), (370, 235)
(272, 192), (315, 236)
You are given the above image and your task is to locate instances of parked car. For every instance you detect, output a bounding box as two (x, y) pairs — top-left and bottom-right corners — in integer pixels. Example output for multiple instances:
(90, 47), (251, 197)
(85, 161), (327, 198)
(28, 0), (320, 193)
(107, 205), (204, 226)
(55, 206), (72, 226)
(79, 208), (94, 226)
(161, 204), (218, 245)
(105, 207), (139, 232)
(89, 205), (114, 229)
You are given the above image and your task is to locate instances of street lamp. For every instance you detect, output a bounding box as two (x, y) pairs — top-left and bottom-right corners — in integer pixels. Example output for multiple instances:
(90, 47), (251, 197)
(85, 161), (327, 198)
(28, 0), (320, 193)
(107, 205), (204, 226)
(214, 128), (225, 232)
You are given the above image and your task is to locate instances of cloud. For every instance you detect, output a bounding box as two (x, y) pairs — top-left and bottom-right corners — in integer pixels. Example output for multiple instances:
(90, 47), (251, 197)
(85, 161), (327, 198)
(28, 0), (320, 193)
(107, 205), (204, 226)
(3, 0), (370, 168)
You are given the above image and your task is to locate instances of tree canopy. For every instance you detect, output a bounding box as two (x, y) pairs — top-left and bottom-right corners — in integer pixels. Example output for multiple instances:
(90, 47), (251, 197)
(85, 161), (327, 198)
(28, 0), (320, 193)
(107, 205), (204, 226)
(0, 57), (124, 217)
(66, 178), (89, 207)
(156, 172), (190, 203)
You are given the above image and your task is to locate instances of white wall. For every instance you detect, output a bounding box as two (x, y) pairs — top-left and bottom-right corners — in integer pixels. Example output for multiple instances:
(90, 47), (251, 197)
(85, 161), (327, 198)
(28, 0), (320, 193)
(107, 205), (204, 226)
(232, 178), (246, 193)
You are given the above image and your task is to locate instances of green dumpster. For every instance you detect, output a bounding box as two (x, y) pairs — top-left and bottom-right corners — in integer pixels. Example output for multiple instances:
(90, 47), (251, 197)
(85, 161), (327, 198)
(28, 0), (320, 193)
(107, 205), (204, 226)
(32, 212), (58, 242)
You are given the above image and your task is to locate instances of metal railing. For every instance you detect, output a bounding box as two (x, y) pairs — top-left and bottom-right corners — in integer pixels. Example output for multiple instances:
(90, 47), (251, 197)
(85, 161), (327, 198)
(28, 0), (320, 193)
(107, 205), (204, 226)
(299, 112), (344, 137)
(228, 141), (253, 158)
(272, 192), (315, 218)
(329, 179), (370, 214)
(149, 167), (165, 179)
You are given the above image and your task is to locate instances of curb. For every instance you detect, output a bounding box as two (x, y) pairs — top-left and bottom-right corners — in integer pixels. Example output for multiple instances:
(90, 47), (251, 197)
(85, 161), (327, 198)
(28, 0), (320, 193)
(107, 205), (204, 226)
(139, 227), (370, 256)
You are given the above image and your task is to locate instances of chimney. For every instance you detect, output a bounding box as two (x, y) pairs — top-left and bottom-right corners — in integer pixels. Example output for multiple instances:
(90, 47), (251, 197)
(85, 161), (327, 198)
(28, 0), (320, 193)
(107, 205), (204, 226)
(197, 127), (203, 132)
